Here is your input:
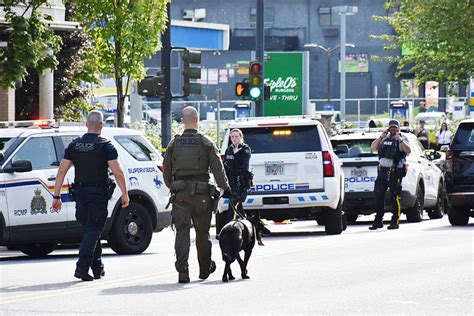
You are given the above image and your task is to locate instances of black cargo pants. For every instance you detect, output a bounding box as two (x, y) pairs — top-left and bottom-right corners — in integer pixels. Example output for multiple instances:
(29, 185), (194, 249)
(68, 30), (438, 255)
(374, 167), (403, 225)
(171, 190), (212, 276)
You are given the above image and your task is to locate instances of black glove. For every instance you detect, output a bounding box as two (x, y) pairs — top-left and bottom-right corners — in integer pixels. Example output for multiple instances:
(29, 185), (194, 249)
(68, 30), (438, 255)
(222, 187), (233, 198)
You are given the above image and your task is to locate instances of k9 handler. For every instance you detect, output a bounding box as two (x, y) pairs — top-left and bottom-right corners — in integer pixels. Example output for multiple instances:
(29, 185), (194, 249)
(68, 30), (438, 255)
(369, 119), (411, 230)
(163, 106), (230, 283)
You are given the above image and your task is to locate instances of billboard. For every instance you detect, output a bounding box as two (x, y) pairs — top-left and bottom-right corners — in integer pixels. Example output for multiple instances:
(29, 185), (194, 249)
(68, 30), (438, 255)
(264, 52), (304, 116)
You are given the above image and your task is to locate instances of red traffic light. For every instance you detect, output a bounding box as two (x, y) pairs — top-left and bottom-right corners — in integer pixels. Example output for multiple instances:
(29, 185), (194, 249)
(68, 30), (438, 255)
(249, 62), (262, 74)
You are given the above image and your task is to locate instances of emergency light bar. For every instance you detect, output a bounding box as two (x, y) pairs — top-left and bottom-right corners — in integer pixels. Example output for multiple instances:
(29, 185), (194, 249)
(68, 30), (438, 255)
(0, 119), (55, 129)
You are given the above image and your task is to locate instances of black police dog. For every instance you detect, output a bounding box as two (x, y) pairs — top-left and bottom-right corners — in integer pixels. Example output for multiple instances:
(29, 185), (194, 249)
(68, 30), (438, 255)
(218, 215), (270, 282)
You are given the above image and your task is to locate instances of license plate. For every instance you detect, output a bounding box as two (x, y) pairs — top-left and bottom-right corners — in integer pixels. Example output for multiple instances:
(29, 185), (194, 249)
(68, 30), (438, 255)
(351, 168), (367, 178)
(265, 164), (285, 176)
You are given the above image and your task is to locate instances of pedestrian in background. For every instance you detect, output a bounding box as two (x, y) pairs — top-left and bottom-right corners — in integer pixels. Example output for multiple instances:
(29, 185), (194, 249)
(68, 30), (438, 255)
(217, 129), (252, 234)
(435, 122), (452, 150)
(369, 119), (411, 230)
(53, 110), (129, 281)
(415, 120), (430, 149)
(163, 106), (230, 283)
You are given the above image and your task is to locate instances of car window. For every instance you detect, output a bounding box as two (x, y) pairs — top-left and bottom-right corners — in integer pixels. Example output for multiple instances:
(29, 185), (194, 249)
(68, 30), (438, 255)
(239, 125), (322, 153)
(0, 137), (15, 152)
(115, 135), (158, 161)
(452, 123), (474, 149)
(331, 139), (377, 158)
(11, 137), (58, 169)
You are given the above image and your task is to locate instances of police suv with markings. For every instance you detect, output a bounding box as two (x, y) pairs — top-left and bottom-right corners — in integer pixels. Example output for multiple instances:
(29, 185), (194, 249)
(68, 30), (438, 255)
(217, 116), (346, 235)
(0, 120), (170, 257)
(331, 129), (446, 223)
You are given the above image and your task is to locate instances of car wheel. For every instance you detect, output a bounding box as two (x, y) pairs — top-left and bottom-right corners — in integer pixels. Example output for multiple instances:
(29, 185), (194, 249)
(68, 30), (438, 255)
(406, 184), (424, 222)
(427, 182), (445, 219)
(346, 214), (358, 223)
(108, 202), (153, 255)
(447, 204), (470, 226)
(325, 200), (343, 235)
(17, 243), (57, 258)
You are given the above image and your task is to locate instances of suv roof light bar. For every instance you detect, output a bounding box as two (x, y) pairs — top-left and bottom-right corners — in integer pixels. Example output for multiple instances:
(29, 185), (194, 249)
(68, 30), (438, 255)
(0, 119), (55, 129)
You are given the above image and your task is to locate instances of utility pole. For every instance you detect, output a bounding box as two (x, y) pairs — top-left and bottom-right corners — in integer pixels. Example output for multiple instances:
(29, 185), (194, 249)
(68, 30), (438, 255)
(161, 2), (172, 150)
(255, 0), (264, 117)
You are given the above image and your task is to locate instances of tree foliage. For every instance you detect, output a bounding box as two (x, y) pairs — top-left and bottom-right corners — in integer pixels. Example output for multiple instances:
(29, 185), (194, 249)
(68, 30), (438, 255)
(371, 0), (474, 83)
(0, 0), (62, 88)
(70, 0), (169, 127)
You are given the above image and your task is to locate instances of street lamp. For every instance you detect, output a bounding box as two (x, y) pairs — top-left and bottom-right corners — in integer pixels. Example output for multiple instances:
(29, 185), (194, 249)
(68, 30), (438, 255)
(304, 43), (355, 102)
(338, 5), (358, 122)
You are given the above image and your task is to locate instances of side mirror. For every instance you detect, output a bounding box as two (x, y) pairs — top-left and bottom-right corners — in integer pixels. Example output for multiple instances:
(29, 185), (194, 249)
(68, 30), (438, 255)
(3, 160), (33, 173)
(439, 145), (449, 152)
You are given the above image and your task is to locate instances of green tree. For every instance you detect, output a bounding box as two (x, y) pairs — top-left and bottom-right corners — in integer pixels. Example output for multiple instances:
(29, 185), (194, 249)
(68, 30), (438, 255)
(0, 0), (62, 88)
(70, 0), (169, 127)
(371, 0), (474, 83)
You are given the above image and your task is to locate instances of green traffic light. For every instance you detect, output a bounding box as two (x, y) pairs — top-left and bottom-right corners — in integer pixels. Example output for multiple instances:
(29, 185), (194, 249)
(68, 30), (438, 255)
(249, 87), (262, 99)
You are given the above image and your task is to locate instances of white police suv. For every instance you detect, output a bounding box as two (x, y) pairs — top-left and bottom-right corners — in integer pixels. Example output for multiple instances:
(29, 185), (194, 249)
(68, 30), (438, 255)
(0, 120), (170, 257)
(331, 129), (446, 223)
(217, 116), (346, 235)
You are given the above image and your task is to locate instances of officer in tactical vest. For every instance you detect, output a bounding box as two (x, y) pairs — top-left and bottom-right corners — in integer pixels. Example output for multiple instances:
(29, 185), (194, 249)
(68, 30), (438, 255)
(163, 106), (230, 283)
(53, 110), (129, 281)
(369, 119), (411, 230)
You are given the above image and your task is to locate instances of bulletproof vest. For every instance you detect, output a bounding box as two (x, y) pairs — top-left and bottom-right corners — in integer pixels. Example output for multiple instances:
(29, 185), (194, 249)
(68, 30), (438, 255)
(378, 137), (406, 162)
(172, 133), (209, 178)
(71, 136), (109, 184)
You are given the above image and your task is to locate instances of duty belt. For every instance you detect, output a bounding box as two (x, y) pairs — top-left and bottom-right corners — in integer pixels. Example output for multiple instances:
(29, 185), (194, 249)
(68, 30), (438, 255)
(75, 181), (108, 187)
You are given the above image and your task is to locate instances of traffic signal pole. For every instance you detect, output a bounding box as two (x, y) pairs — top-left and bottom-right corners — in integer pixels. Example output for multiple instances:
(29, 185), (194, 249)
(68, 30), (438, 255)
(161, 2), (172, 150)
(255, 0), (264, 117)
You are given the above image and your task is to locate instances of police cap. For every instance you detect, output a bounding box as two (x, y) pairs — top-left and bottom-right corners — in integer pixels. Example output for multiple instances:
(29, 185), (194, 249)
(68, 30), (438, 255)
(388, 119), (400, 128)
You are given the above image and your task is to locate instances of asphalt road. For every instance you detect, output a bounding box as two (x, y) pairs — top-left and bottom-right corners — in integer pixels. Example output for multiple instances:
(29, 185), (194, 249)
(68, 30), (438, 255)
(0, 214), (472, 315)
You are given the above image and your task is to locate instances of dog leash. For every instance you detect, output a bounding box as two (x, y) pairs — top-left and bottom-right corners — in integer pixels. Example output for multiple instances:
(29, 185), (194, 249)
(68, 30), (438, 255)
(226, 197), (247, 220)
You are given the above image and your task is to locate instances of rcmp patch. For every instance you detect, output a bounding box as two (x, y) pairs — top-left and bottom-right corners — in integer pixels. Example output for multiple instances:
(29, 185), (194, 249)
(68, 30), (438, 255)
(30, 188), (47, 215)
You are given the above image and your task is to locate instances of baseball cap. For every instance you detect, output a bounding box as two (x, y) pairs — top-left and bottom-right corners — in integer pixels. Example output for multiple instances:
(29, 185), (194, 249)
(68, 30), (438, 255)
(388, 119), (400, 128)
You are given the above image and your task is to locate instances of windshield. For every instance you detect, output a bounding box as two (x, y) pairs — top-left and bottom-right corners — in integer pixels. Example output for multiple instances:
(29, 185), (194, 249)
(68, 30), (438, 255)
(331, 139), (377, 158)
(239, 125), (321, 153)
(0, 137), (15, 153)
(451, 123), (474, 150)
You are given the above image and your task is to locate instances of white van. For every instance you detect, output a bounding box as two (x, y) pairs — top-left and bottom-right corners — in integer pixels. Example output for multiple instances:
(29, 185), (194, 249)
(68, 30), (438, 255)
(218, 116), (345, 234)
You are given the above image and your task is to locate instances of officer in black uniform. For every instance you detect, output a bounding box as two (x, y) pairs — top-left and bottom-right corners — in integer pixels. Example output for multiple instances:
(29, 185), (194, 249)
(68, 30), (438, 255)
(163, 106), (230, 283)
(221, 128), (252, 225)
(53, 110), (129, 281)
(369, 119), (411, 230)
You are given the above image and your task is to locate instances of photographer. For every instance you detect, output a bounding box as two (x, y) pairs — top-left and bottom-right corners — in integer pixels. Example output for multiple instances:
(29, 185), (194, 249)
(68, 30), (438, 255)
(369, 119), (411, 230)
(217, 129), (252, 234)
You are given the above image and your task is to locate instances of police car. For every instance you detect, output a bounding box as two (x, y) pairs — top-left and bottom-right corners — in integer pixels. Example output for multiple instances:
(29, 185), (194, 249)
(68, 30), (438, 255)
(217, 116), (346, 235)
(0, 120), (170, 257)
(331, 129), (446, 223)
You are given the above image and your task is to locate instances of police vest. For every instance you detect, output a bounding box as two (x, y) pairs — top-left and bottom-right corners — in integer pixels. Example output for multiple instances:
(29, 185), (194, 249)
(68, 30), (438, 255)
(378, 137), (406, 162)
(70, 136), (109, 184)
(172, 133), (209, 177)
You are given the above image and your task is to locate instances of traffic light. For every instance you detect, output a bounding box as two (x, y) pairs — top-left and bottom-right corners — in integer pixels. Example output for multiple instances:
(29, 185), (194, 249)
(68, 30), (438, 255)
(249, 61), (263, 100)
(235, 80), (249, 98)
(182, 49), (202, 96)
(137, 74), (164, 98)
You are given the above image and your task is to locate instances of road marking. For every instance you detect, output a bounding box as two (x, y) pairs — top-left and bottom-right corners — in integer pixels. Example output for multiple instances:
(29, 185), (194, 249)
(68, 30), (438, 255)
(0, 245), (309, 305)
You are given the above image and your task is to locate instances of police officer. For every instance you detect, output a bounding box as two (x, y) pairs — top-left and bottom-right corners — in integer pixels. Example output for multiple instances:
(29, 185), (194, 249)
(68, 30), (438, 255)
(222, 128), (252, 224)
(369, 119), (411, 230)
(163, 106), (230, 283)
(52, 110), (129, 281)
(415, 119), (429, 149)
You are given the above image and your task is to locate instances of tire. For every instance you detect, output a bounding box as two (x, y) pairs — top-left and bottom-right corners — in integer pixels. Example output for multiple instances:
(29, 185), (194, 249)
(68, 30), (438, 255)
(427, 182), (445, 219)
(342, 212), (348, 231)
(447, 204), (470, 226)
(325, 200), (343, 235)
(17, 243), (57, 258)
(315, 213), (325, 226)
(346, 214), (358, 223)
(108, 202), (153, 255)
(406, 185), (424, 223)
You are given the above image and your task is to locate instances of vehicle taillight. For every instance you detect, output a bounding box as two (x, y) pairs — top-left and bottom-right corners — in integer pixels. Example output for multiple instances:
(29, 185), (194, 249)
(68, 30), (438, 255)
(221, 155), (225, 162)
(157, 165), (164, 173)
(322, 151), (334, 177)
(446, 149), (453, 172)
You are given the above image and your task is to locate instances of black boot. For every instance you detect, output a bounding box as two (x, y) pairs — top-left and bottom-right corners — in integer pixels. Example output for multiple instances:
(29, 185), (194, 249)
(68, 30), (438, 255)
(369, 222), (383, 230)
(74, 267), (94, 281)
(199, 261), (216, 280)
(92, 267), (105, 280)
(387, 221), (399, 230)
